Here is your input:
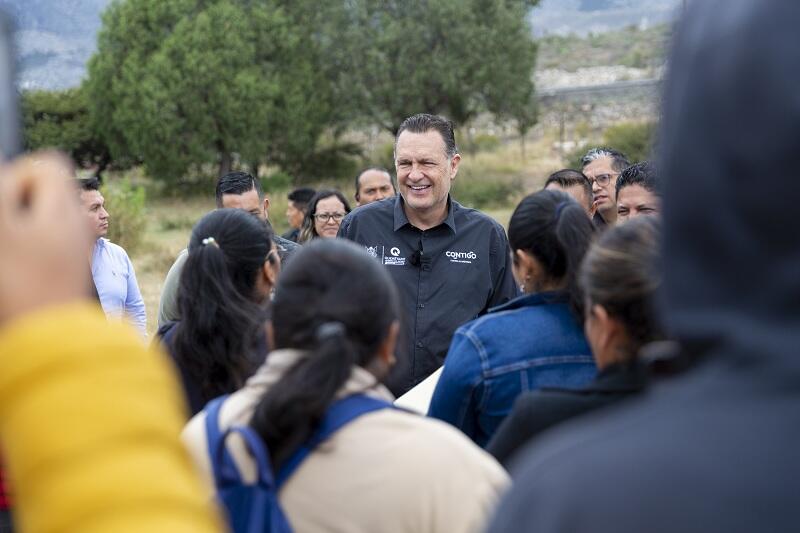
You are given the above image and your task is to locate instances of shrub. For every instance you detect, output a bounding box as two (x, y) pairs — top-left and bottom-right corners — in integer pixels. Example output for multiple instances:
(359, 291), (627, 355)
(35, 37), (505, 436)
(452, 177), (522, 210)
(562, 121), (657, 169)
(102, 178), (147, 255)
(603, 121), (656, 164)
(262, 171), (293, 192)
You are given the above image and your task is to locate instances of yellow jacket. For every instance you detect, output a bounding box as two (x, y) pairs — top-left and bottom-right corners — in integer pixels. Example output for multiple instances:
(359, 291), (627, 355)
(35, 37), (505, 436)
(0, 302), (222, 533)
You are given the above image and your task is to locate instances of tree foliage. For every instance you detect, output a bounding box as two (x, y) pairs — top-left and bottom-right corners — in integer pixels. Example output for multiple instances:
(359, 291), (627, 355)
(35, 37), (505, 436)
(85, 0), (540, 184)
(331, 0), (540, 133)
(21, 87), (117, 174)
(86, 0), (343, 183)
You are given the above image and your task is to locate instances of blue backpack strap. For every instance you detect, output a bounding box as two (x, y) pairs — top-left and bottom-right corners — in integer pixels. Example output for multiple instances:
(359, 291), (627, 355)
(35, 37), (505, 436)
(275, 394), (392, 487)
(204, 395), (240, 485)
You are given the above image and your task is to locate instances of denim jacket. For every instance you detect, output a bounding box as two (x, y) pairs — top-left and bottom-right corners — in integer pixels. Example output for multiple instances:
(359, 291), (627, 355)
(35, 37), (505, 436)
(428, 291), (596, 447)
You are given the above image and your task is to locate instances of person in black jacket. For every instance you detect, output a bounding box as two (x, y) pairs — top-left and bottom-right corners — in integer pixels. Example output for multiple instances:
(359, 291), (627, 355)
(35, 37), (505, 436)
(487, 216), (662, 467)
(487, 2), (800, 532)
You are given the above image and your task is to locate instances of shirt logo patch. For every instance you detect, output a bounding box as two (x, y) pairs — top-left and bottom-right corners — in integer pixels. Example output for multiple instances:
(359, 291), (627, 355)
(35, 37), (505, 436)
(390, 247), (401, 257)
(366, 246), (379, 258)
(446, 250), (477, 264)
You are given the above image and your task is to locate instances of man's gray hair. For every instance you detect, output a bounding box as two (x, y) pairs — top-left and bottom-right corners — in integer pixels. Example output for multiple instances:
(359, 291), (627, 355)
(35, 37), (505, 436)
(580, 147), (631, 173)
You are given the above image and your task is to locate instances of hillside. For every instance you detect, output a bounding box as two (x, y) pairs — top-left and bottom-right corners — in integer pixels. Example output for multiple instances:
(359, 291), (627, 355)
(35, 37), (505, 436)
(537, 23), (671, 74)
(5, 0), (680, 90)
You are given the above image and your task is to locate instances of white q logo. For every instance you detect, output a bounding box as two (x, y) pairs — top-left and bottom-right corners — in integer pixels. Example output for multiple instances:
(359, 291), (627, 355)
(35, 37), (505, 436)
(390, 247), (400, 257)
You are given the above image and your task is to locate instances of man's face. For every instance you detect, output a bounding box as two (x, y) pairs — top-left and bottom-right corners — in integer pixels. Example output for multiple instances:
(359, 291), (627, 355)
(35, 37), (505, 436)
(356, 170), (395, 206)
(545, 182), (595, 217)
(285, 200), (305, 229)
(583, 156), (620, 216)
(617, 184), (661, 222)
(395, 130), (460, 217)
(221, 188), (268, 221)
(79, 189), (109, 239)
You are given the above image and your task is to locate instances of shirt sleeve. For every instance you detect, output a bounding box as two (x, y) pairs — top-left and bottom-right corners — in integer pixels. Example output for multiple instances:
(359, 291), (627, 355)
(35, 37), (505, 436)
(158, 250), (187, 329)
(0, 303), (222, 533)
(123, 250), (147, 337)
(427, 328), (484, 442)
(337, 213), (353, 239)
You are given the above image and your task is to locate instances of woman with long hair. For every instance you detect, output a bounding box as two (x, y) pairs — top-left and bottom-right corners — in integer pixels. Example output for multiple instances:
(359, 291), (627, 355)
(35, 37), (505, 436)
(160, 208), (280, 415)
(487, 217), (663, 466)
(297, 189), (351, 243)
(428, 189), (597, 446)
(182, 239), (508, 533)
(487, 217), (664, 464)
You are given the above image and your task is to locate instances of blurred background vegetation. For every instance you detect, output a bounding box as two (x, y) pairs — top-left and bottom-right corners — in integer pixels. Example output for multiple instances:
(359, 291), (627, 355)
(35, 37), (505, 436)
(17, 0), (668, 335)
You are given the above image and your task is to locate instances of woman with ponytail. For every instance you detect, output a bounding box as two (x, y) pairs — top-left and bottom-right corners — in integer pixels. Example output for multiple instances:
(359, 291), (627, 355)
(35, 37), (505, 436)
(181, 239), (508, 533)
(159, 208), (280, 415)
(428, 189), (597, 447)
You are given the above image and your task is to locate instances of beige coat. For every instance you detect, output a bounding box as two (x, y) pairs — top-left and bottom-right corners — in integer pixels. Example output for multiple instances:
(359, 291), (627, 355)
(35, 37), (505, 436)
(182, 349), (509, 533)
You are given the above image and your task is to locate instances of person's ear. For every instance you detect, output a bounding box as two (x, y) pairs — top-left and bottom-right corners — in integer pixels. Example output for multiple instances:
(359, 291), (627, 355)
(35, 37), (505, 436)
(449, 153), (461, 181)
(514, 249), (543, 291)
(254, 253), (280, 300)
(587, 199), (598, 218)
(368, 320), (399, 380)
(262, 196), (271, 220)
(263, 254), (279, 288)
(589, 304), (627, 366)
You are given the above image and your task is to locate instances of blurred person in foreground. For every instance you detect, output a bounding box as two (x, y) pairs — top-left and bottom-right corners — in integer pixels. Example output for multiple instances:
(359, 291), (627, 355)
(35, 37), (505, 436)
(298, 189), (351, 242)
(182, 239), (508, 533)
(282, 187), (315, 242)
(615, 161), (661, 222)
(354, 167), (395, 206)
(581, 147), (630, 228)
(158, 209), (281, 416)
(339, 113), (518, 396)
(488, 2), (800, 532)
(158, 171), (297, 329)
(0, 153), (220, 532)
(77, 176), (147, 336)
(543, 169), (596, 218)
(487, 217), (662, 466)
(427, 190), (596, 446)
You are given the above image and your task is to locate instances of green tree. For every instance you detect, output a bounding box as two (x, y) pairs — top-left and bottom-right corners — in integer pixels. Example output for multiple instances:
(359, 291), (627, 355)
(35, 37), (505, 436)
(86, 0), (344, 184)
(21, 87), (118, 175)
(331, 0), (540, 133)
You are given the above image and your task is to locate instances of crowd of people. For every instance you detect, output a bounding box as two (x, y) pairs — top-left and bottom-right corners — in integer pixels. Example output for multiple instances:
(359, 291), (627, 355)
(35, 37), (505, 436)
(0, 1), (798, 531)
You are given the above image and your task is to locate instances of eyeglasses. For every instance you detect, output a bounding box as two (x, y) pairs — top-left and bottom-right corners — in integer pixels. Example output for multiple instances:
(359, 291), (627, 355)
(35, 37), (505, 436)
(587, 173), (618, 186)
(314, 212), (346, 223)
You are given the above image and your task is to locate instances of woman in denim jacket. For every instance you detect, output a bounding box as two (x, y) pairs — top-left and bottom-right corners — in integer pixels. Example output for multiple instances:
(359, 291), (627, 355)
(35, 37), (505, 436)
(429, 190), (597, 446)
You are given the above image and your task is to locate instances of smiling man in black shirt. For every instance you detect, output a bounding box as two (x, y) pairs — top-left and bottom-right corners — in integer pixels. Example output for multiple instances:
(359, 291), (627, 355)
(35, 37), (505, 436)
(339, 113), (518, 396)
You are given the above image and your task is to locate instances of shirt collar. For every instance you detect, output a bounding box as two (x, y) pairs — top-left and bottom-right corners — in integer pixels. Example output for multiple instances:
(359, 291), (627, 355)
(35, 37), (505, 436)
(393, 195), (458, 234)
(489, 290), (569, 313)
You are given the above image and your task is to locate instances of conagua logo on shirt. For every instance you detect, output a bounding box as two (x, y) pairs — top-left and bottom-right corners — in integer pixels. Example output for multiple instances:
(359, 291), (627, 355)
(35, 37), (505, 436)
(446, 250), (477, 264)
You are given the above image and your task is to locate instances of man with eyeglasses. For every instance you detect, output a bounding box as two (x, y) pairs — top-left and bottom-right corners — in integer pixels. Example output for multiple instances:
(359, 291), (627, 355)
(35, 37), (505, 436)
(339, 113), (518, 397)
(157, 171), (298, 329)
(580, 147), (631, 227)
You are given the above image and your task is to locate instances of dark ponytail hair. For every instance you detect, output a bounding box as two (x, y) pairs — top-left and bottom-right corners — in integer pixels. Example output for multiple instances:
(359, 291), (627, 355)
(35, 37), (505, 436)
(508, 190), (595, 320)
(250, 239), (399, 469)
(580, 216), (663, 356)
(173, 209), (275, 403)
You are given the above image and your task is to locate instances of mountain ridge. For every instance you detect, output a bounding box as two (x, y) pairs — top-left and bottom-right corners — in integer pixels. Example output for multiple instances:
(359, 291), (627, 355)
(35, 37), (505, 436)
(3, 0), (680, 90)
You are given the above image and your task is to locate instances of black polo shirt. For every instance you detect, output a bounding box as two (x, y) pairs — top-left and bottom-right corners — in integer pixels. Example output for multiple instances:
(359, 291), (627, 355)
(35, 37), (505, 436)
(339, 195), (519, 396)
